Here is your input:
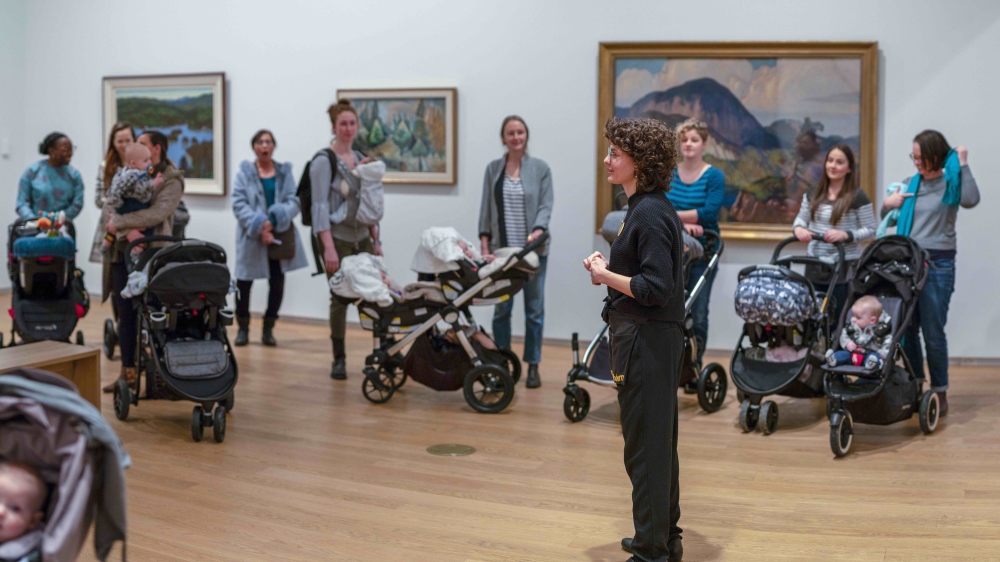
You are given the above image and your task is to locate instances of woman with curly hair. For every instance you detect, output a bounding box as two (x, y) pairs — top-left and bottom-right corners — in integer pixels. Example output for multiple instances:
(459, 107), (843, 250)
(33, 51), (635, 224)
(584, 118), (686, 562)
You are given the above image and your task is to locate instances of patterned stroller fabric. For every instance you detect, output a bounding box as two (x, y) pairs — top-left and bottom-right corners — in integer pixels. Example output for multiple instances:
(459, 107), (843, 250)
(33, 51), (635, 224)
(734, 268), (817, 326)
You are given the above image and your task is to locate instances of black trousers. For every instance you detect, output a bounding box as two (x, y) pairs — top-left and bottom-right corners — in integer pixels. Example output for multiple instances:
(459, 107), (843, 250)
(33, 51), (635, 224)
(110, 261), (137, 368)
(616, 320), (683, 562)
(236, 259), (285, 320)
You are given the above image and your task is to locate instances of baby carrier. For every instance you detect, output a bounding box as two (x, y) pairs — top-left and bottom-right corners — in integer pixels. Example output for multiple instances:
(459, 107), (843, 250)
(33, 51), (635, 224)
(824, 235), (935, 457)
(729, 235), (845, 435)
(112, 236), (238, 443)
(562, 209), (727, 422)
(5, 218), (89, 348)
(331, 233), (549, 414)
(0, 368), (128, 562)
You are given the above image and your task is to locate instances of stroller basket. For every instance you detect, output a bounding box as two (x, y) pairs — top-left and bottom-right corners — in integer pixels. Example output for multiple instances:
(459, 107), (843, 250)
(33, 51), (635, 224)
(163, 340), (230, 380)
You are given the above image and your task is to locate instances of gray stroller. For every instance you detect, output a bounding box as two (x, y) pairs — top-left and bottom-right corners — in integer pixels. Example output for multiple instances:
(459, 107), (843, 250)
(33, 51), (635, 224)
(0, 368), (128, 562)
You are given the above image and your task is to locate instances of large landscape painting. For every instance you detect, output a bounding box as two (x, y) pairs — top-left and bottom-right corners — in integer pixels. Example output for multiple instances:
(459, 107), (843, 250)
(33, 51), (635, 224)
(597, 43), (878, 239)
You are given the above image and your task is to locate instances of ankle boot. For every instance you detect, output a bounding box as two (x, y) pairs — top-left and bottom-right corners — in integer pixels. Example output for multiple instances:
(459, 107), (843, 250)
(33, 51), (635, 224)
(234, 316), (250, 347)
(331, 356), (347, 380)
(103, 366), (138, 393)
(937, 391), (949, 417)
(261, 318), (277, 347)
(526, 364), (541, 388)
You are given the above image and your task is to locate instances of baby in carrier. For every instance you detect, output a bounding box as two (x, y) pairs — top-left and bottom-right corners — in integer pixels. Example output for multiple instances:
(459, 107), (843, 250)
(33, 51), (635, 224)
(103, 143), (162, 262)
(0, 461), (47, 550)
(826, 295), (892, 370)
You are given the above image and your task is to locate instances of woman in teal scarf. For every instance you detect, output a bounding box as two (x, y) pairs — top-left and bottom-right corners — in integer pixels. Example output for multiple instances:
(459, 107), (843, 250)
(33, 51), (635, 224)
(881, 130), (980, 417)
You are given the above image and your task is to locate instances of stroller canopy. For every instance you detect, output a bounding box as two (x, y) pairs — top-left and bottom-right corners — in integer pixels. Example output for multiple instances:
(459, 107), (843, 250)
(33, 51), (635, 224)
(12, 237), (75, 260)
(735, 266), (818, 326)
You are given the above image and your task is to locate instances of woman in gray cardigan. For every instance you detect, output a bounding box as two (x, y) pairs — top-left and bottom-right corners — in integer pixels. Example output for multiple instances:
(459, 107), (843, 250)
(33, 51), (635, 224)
(478, 116), (554, 388)
(232, 130), (307, 347)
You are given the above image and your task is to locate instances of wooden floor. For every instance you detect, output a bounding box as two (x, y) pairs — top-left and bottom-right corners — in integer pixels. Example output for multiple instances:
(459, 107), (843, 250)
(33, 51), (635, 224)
(34, 302), (1000, 561)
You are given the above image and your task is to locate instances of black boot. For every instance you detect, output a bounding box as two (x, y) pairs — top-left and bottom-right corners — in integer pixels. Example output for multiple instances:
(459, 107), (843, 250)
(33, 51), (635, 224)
(262, 318), (277, 347)
(526, 363), (541, 388)
(234, 316), (250, 347)
(621, 537), (682, 561)
(938, 391), (948, 417)
(331, 357), (347, 380)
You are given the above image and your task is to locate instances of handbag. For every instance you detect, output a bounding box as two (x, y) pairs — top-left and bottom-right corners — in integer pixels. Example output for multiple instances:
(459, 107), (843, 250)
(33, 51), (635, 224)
(268, 227), (296, 260)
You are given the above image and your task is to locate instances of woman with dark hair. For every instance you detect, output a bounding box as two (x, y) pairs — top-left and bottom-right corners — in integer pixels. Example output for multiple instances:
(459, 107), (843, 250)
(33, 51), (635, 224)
(232, 129), (307, 347)
(90, 123), (134, 264)
(584, 118), (685, 562)
(16, 132), (85, 220)
(792, 143), (878, 321)
(477, 115), (554, 388)
(101, 129), (184, 393)
(882, 130), (979, 416)
(311, 99), (381, 380)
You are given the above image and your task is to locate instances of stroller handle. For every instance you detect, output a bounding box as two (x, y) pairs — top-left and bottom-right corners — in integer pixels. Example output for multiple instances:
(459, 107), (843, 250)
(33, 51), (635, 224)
(771, 235), (846, 267)
(515, 231), (551, 260)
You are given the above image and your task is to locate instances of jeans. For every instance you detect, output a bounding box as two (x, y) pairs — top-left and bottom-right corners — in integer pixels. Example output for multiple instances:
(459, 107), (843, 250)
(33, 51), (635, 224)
(492, 255), (547, 365)
(110, 261), (137, 368)
(236, 259), (285, 320)
(902, 258), (955, 391)
(685, 257), (717, 366)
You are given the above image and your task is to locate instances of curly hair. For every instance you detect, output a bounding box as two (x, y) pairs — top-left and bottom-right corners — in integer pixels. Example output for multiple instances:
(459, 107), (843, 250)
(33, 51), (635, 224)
(604, 118), (678, 193)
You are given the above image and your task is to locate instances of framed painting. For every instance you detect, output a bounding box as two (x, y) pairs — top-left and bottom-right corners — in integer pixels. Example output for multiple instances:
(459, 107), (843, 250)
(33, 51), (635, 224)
(103, 72), (227, 196)
(337, 88), (457, 185)
(597, 42), (879, 240)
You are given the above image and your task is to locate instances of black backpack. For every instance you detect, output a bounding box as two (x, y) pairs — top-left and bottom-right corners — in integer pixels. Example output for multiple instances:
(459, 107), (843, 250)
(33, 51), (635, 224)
(296, 148), (337, 227)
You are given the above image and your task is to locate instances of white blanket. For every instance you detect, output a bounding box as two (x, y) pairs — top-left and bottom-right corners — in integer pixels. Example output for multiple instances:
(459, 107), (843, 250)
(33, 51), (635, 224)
(477, 247), (540, 279)
(329, 253), (397, 307)
(410, 226), (481, 274)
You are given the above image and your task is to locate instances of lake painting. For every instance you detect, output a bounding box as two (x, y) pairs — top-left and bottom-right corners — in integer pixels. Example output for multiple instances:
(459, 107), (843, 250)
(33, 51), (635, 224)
(115, 87), (215, 179)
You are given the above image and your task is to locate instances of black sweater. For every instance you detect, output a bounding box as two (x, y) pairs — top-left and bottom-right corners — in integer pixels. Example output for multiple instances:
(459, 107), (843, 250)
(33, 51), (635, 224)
(607, 190), (685, 323)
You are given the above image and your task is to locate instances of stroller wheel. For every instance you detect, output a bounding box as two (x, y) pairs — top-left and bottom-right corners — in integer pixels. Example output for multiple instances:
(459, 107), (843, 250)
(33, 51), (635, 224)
(75, 331), (84, 346)
(103, 319), (117, 359)
(759, 401), (779, 435)
(830, 411), (853, 457)
(191, 406), (205, 442)
(464, 364), (515, 414)
(918, 390), (940, 434)
(738, 399), (758, 433)
(389, 367), (407, 390)
(113, 379), (131, 421)
(496, 349), (522, 384)
(696, 363), (727, 413)
(213, 406), (227, 443)
(362, 367), (396, 404)
(563, 387), (591, 422)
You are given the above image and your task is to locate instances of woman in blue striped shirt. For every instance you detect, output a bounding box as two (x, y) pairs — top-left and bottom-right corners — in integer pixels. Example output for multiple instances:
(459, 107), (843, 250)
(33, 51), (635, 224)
(668, 119), (725, 370)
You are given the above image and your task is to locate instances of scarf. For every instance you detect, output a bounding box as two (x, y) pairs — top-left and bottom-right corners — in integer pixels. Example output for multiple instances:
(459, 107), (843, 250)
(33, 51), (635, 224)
(897, 149), (961, 237)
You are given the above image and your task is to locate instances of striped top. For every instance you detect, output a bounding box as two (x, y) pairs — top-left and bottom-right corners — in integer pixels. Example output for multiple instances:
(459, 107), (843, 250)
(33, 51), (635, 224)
(667, 165), (725, 236)
(793, 189), (878, 262)
(502, 174), (528, 247)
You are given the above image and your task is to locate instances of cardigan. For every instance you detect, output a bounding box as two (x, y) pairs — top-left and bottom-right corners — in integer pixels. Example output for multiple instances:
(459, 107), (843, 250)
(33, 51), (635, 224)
(478, 154), (553, 256)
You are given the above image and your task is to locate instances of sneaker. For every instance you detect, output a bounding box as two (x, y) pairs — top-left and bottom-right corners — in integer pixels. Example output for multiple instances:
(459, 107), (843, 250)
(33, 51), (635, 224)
(331, 357), (347, 380)
(864, 354), (881, 371)
(825, 349), (836, 367)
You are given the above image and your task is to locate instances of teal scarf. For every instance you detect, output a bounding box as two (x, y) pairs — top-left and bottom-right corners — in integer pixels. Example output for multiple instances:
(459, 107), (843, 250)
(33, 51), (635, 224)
(897, 149), (961, 237)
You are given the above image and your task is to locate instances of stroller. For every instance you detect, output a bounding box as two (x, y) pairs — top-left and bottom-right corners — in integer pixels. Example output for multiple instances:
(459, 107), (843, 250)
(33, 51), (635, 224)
(563, 209), (727, 422)
(0, 368), (128, 562)
(6, 218), (89, 348)
(824, 236), (936, 457)
(112, 236), (238, 443)
(730, 236), (845, 435)
(332, 233), (549, 414)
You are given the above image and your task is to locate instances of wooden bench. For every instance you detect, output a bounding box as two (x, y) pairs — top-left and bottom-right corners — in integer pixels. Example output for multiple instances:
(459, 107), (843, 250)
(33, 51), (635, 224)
(0, 341), (102, 410)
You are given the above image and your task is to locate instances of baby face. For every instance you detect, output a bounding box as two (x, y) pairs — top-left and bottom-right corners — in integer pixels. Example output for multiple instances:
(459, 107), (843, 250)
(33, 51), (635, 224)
(850, 308), (878, 329)
(456, 240), (474, 259)
(129, 152), (152, 173)
(0, 466), (45, 542)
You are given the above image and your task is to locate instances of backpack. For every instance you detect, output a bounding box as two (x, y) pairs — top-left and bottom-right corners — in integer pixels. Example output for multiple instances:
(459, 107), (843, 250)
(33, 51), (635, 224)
(296, 149), (337, 227)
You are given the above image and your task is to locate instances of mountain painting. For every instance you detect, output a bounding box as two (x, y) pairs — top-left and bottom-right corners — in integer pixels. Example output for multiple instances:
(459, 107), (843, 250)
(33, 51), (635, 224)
(115, 87), (215, 180)
(350, 98), (447, 173)
(613, 57), (863, 228)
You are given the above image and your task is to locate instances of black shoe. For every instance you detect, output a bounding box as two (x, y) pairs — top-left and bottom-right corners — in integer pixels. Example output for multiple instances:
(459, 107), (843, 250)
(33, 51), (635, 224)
(262, 318), (277, 347)
(938, 391), (948, 417)
(621, 537), (633, 553)
(331, 356), (347, 380)
(621, 537), (682, 561)
(526, 363), (541, 388)
(234, 317), (250, 347)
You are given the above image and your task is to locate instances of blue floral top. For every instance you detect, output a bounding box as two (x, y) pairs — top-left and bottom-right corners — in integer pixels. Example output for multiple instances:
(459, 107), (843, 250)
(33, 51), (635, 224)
(16, 160), (85, 219)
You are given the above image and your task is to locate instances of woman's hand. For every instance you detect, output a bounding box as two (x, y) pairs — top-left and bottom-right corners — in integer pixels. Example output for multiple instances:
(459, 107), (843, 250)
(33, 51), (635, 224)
(260, 220), (274, 244)
(106, 222), (117, 235)
(527, 228), (545, 244)
(324, 244), (341, 274)
(583, 252), (608, 285)
(956, 145), (968, 166)
(125, 229), (144, 243)
(359, 156), (374, 165)
(684, 223), (704, 237)
(823, 229), (849, 243)
(480, 237), (494, 263)
(883, 191), (913, 211)
(793, 226), (813, 243)
(373, 240), (383, 257)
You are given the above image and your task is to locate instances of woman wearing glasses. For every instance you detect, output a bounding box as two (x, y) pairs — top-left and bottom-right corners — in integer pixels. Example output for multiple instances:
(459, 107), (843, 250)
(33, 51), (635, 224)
(882, 130), (979, 417)
(584, 118), (686, 562)
(16, 132), (85, 221)
(231, 129), (307, 347)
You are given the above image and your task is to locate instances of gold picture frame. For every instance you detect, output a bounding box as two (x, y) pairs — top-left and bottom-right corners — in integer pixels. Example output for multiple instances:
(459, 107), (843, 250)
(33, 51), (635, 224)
(337, 88), (458, 185)
(597, 42), (879, 240)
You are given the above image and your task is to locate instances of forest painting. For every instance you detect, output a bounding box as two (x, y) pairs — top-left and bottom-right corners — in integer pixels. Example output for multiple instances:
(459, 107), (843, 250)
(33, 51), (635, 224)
(338, 88), (457, 184)
(597, 43), (879, 239)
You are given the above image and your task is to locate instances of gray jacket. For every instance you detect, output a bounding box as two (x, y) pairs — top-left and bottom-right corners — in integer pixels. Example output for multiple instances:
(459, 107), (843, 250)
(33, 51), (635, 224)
(478, 154), (553, 256)
(232, 160), (308, 280)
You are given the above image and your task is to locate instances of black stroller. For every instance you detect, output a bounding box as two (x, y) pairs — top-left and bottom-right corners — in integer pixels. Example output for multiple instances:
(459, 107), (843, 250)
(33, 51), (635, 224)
(730, 236), (845, 434)
(563, 212), (727, 422)
(824, 236), (936, 457)
(335, 233), (548, 414)
(112, 236), (238, 443)
(6, 218), (89, 347)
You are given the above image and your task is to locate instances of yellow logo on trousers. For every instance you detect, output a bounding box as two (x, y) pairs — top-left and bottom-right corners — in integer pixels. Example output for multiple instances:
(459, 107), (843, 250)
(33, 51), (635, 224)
(612, 371), (624, 383)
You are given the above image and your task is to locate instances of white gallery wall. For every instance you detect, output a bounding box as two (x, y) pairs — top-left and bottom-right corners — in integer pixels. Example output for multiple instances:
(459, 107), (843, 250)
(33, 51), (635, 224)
(1, 0), (998, 358)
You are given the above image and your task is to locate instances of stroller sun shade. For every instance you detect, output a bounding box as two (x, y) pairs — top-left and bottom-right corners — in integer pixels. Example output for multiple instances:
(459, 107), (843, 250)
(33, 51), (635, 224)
(13, 237), (75, 260)
(147, 262), (231, 305)
(735, 267), (817, 326)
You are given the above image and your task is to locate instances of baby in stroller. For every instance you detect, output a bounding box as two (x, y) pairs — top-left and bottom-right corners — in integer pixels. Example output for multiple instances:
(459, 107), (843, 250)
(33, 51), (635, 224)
(0, 462), (46, 548)
(826, 295), (892, 371)
(102, 143), (161, 261)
